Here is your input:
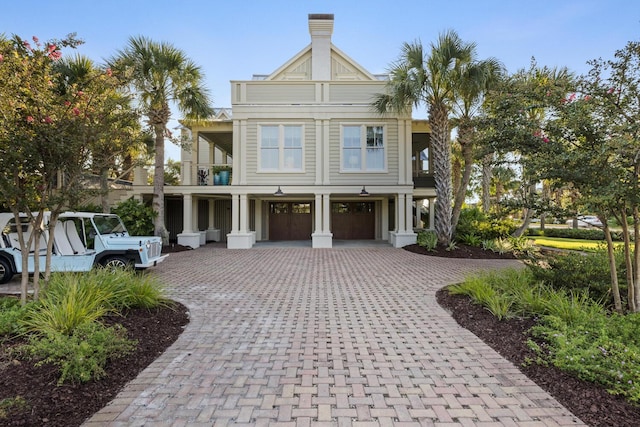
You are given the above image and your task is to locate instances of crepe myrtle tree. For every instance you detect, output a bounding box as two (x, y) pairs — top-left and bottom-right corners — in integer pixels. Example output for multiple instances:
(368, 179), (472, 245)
(109, 36), (213, 244)
(478, 60), (574, 235)
(0, 33), (116, 302)
(541, 41), (640, 313)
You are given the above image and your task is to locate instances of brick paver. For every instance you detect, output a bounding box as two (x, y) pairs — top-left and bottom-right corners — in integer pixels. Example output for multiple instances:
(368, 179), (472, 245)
(83, 246), (586, 426)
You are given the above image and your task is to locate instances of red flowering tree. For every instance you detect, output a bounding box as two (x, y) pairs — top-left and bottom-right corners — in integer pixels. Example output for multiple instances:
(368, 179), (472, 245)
(0, 34), (142, 302)
(542, 41), (640, 313)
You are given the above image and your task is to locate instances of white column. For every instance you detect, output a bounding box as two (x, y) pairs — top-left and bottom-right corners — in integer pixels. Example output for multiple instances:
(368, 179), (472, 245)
(315, 120), (323, 185)
(314, 194), (322, 233)
(231, 194), (240, 233)
(396, 193), (405, 233)
(312, 192), (333, 248)
(323, 194), (331, 233)
(398, 120), (406, 185)
(177, 193), (201, 248)
(227, 192), (254, 249)
(183, 194), (193, 233)
(405, 194), (413, 233)
(239, 193), (248, 233)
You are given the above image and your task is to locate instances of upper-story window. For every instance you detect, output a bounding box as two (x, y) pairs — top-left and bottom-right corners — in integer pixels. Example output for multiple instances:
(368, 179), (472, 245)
(259, 125), (303, 172)
(341, 125), (385, 172)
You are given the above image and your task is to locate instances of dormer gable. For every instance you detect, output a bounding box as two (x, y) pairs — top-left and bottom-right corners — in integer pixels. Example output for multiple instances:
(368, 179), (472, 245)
(257, 14), (380, 82)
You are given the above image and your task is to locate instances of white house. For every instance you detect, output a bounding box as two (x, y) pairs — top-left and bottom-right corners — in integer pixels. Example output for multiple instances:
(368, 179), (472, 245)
(128, 14), (435, 249)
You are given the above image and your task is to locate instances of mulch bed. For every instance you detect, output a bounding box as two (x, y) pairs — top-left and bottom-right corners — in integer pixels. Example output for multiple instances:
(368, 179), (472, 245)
(423, 242), (640, 426)
(0, 302), (189, 427)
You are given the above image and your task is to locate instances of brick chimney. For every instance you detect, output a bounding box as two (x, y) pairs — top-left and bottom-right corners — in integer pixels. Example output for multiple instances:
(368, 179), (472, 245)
(308, 14), (334, 80)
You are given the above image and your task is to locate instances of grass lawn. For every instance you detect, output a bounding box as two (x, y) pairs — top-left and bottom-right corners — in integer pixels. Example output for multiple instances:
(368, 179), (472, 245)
(529, 236), (620, 252)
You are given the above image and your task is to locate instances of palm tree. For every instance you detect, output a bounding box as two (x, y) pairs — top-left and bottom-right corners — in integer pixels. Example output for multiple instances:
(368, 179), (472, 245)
(373, 31), (475, 245)
(55, 54), (146, 213)
(450, 58), (504, 234)
(109, 36), (213, 242)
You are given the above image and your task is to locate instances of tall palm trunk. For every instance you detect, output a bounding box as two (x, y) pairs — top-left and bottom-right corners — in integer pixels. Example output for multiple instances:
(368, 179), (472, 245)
(152, 122), (169, 244)
(481, 153), (492, 212)
(451, 123), (474, 236)
(429, 103), (453, 245)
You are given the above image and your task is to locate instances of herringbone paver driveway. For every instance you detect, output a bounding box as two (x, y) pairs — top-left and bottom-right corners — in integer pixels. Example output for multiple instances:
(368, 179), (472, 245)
(84, 245), (585, 426)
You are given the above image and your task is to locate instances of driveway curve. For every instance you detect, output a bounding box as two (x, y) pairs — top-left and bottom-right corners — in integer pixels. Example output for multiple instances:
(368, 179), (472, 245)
(85, 246), (585, 426)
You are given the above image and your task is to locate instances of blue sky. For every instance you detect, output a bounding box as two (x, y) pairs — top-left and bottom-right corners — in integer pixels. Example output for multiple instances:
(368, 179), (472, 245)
(4, 0), (639, 160)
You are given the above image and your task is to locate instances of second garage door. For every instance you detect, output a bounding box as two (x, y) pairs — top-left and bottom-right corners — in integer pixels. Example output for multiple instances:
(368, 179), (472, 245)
(331, 202), (375, 239)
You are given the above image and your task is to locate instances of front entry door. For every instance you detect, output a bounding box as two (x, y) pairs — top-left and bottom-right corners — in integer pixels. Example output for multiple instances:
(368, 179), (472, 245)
(269, 202), (312, 240)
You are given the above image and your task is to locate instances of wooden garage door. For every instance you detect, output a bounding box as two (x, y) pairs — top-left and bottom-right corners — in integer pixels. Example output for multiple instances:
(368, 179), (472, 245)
(269, 202), (312, 241)
(331, 202), (375, 239)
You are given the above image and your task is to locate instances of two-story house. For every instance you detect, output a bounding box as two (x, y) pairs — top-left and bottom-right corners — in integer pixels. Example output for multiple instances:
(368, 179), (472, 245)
(128, 14), (435, 249)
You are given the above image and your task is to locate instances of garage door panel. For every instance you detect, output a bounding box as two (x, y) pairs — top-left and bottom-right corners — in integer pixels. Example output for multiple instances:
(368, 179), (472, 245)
(331, 202), (375, 240)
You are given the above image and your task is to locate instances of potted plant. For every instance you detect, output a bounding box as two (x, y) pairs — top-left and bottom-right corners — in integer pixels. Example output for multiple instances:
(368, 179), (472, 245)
(211, 165), (232, 185)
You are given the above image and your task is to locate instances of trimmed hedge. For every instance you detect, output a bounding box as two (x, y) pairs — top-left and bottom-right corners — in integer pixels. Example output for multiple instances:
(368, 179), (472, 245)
(528, 227), (629, 241)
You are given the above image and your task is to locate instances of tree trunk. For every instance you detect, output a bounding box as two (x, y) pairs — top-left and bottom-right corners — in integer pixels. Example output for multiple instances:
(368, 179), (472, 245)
(429, 103), (453, 245)
(620, 212), (636, 312)
(451, 124), (475, 236)
(152, 123), (169, 245)
(603, 220), (623, 313)
(634, 206), (640, 311)
(481, 153), (492, 213)
(100, 167), (110, 214)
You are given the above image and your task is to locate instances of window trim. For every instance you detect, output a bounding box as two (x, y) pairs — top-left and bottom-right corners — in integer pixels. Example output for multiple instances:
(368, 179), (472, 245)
(339, 124), (387, 173)
(258, 123), (305, 173)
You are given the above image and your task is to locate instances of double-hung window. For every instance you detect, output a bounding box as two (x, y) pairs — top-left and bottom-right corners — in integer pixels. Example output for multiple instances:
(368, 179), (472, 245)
(259, 125), (303, 171)
(341, 125), (385, 171)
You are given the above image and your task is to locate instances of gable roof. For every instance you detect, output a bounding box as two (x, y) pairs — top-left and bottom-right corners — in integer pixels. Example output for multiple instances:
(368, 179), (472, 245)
(259, 43), (380, 82)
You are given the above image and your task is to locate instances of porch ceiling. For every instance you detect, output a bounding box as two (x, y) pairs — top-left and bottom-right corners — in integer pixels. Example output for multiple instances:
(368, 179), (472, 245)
(412, 132), (430, 153)
(199, 131), (233, 155)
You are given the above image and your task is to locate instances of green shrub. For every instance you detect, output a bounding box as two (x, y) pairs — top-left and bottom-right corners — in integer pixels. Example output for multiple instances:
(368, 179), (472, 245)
(528, 227), (620, 241)
(112, 197), (157, 236)
(0, 298), (28, 336)
(416, 230), (438, 251)
(526, 248), (625, 306)
(459, 233), (482, 247)
(455, 207), (517, 241)
(23, 322), (136, 384)
(530, 312), (640, 403)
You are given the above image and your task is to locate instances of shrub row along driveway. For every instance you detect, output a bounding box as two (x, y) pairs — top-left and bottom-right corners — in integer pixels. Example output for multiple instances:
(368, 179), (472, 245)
(84, 246), (585, 426)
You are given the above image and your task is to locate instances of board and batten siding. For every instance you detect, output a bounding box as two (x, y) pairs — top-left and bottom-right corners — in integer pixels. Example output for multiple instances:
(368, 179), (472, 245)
(328, 83), (384, 104)
(244, 83), (316, 104)
(328, 119), (400, 185)
(242, 119), (317, 186)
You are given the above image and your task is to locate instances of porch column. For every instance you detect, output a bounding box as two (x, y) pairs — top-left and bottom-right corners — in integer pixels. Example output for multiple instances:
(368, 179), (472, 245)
(396, 193), (405, 232)
(390, 192), (417, 248)
(314, 194), (322, 233)
(405, 193), (413, 233)
(227, 192), (254, 249)
(239, 193), (248, 233)
(183, 194), (193, 233)
(231, 194), (240, 233)
(177, 193), (201, 248)
(312, 192), (332, 248)
(323, 194), (331, 233)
